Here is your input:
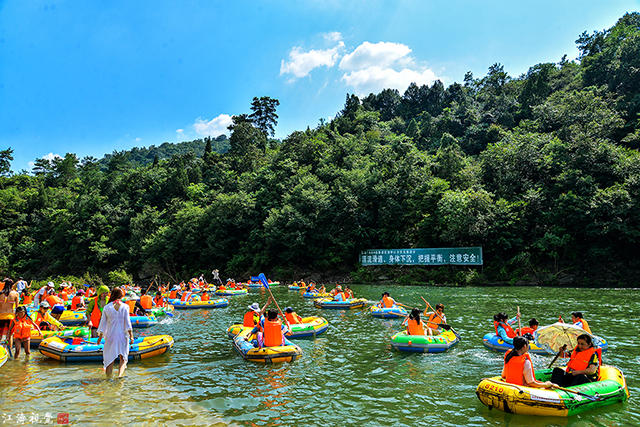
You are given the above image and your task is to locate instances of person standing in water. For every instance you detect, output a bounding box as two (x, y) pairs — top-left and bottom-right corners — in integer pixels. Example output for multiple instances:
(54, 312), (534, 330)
(96, 287), (133, 378)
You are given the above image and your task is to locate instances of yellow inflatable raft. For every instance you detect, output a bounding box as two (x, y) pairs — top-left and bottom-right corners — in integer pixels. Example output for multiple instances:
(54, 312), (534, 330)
(476, 365), (629, 416)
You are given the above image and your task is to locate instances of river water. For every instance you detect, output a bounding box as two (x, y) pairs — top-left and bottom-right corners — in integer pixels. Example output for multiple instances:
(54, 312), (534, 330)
(1, 285), (637, 426)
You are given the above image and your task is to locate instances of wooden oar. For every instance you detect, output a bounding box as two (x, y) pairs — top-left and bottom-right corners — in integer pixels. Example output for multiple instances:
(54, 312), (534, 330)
(547, 344), (568, 368)
(553, 385), (601, 401)
(517, 306), (522, 336)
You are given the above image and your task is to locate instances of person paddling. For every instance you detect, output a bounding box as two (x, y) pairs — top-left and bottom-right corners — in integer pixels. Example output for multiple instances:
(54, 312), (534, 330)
(516, 318), (539, 340)
(493, 312), (519, 345)
(502, 336), (554, 388)
(243, 299), (271, 328)
(425, 304), (447, 336)
(550, 334), (600, 387)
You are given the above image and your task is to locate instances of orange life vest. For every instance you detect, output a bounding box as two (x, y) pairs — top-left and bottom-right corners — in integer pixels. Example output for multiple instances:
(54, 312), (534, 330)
(22, 294), (33, 305)
(503, 352), (534, 386)
(169, 290), (177, 299)
(574, 319), (592, 334)
(70, 295), (83, 311)
(140, 295), (152, 309)
(33, 311), (46, 326)
(126, 300), (137, 314)
(11, 317), (32, 340)
(90, 298), (103, 328)
(494, 321), (516, 338)
(407, 318), (425, 335)
(566, 347), (601, 373)
(285, 312), (303, 324)
(428, 312), (443, 329)
(263, 319), (284, 347)
(201, 293), (209, 301)
(153, 296), (165, 307)
(219, 285), (226, 291)
(382, 296), (394, 308)
(45, 295), (63, 307)
(59, 291), (68, 301)
(516, 326), (535, 335)
(243, 311), (257, 327)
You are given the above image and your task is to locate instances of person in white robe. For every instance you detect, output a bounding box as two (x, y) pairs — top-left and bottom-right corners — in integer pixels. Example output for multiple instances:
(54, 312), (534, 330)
(96, 287), (133, 378)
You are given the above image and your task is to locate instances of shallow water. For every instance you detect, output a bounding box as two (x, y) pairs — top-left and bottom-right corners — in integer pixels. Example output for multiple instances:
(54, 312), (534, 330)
(0, 285), (637, 426)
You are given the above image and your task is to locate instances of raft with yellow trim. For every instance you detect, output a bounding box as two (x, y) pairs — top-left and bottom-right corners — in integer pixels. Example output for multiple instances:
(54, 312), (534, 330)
(232, 327), (302, 363)
(59, 310), (88, 326)
(482, 332), (609, 355)
(390, 329), (459, 353)
(288, 285), (302, 290)
(476, 366), (629, 416)
(303, 291), (330, 299)
(215, 289), (249, 296)
(0, 345), (7, 368)
(29, 326), (90, 348)
(313, 297), (367, 309)
(370, 305), (408, 318)
(167, 298), (229, 309)
(227, 316), (329, 339)
(39, 335), (174, 362)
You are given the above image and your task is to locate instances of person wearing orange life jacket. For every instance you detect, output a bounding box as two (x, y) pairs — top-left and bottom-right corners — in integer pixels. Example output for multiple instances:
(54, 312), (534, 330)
(424, 304), (447, 336)
(70, 290), (86, 311)
(551, 334), (601, 387)
(9, 306), (40, 359)
(86, 285), (109, 338)
(169, 286), (179, 299)
(30, 301), (63, 331)
(502, 336), (554, 388)
(331, 285), (345, 301)
(21, 288), (33, 305)
(344, 286), (354, 299)
(33, 281), (55, 306)
(378, 292), (396, 308)
(58, 285), (69, 302)
(153, 291), (166, 307)
(249, 309), (290, 348)
(404, 308), (427, 335)
(284, 307), (303, 325)
(45, 293), (64, 311)
(201, 291), (210, 302)
(516, 318), (539, 340)
(493, 312), (519, 345)
(140, 289), (153, 310)
(243, 298), (271, 328)
(570, 312), (592, 335)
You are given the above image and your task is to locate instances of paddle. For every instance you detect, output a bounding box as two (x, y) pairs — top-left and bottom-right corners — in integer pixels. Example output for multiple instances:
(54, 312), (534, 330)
(553, 385), (601, 401)
(258, 274), (291, 333)
(547, 344), (568, 369)
(420, 297), (460, 338)
(517, 306), (522, 336)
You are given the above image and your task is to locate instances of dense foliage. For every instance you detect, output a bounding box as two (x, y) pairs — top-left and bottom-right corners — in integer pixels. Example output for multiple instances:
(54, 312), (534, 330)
(2, 13), (640, 286)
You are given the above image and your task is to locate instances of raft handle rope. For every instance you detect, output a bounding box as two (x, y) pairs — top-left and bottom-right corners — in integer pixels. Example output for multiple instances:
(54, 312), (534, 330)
(482, 378), (621, 401)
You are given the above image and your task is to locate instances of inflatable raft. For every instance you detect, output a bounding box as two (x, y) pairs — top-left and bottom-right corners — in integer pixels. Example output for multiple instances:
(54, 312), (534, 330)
(215, 289), (248, 296)
(168, 298), (229, 309)
(30, 327), (90, 348)
(313, 297), (367, 309)
(482, 332), (609, 355)
(0, 345), (7, 368)
(476, 366), (629, 416)
(370, 305), (408, 318)
(288, 285), (302, 291)
(130, 315), (158, 328)
(148, 306), (174, 317)
(391, 329), (459, 353)
(227, 316), (329, 339)
(303, 292), (330, 299)
(59, 310), (88, 326)
(232, 327), (302, 363)
(39, 335), (174, 362)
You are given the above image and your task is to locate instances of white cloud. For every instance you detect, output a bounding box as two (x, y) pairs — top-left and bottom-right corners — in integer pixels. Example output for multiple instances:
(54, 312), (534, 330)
(339, 41), (412, 71)
(135, 137), (141, 142)
(176, 129), (184, 134)
(323, 31), (343, 43)
(342, 66), (439, 96)
(280, 42), (344, 79)
(193, 114), (233, 137)
(28, 152), (61, 169)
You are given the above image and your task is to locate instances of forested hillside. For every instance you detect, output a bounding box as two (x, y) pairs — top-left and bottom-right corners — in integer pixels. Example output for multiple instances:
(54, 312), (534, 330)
(1, 13), (639, 286)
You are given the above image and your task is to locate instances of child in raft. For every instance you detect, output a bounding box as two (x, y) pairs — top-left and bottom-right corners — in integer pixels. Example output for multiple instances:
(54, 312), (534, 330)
(502, 336), (555, 388)
(343, 286), (354, 299)
(378, 292), (396, 308)
(516, 318), (539, 340)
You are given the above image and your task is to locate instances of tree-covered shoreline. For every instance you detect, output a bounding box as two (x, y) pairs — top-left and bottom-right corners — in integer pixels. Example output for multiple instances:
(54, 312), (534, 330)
(2, 13), (640, 287)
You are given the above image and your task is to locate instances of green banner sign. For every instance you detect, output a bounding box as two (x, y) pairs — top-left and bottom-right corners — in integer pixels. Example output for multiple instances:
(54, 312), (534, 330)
(360, 247), (483, 266)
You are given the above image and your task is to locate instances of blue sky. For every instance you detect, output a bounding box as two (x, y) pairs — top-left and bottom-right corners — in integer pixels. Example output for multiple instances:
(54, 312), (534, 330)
(1, 0), (639, 171)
